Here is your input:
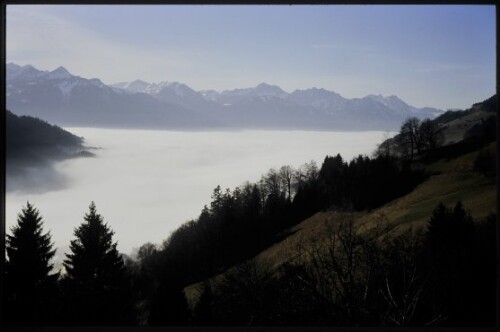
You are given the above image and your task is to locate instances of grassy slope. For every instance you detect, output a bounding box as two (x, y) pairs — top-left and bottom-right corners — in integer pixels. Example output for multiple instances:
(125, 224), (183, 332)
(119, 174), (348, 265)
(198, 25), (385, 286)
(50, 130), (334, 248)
(364, 141), (496, 235)
(184, 141), (496, 307)
(440, 110), (494, 145)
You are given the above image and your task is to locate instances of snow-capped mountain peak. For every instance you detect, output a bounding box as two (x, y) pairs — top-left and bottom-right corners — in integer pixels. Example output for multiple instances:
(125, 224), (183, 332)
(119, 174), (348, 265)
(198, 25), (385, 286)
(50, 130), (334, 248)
(143, 81), (172, 94)
(46, 66), (73, 80)
(7, 63), (46, 81)
(111, 79), (209, 111)
(122, 79), (151, 93)
(88, 78), (106, 88)
(165, 82), (193, 97)
(365, 94), (410, 110)
(365, 94), (385, 102)
(287, 87), (346, 111)
(254, 82), (288, 97)
(199, 89), (220, 101)
(7, 62), (445, 131)
(218, 83), (289, 102)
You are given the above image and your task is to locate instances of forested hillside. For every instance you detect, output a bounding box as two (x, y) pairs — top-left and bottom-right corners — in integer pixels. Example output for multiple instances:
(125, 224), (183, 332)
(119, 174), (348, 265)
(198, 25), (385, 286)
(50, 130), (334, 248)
(6, 110), (93, 192)
(178, 96), (496, 326)
(3, 95), (496, 327)
(6, 110), (88, 162)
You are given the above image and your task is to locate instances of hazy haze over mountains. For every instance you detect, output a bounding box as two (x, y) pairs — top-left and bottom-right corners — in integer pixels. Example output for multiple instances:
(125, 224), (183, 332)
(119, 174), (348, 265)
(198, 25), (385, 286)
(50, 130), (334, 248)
(8, 63), (443, 131)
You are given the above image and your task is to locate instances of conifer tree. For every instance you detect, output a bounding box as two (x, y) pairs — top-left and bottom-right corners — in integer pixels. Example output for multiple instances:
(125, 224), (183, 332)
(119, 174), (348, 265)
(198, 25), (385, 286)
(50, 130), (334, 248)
(62, 202), (134, 325)
(6, 202), (58, 325)
(425, 201), (474, 252)
(64, 202), (124, 283)
(423, 201), (476, 325)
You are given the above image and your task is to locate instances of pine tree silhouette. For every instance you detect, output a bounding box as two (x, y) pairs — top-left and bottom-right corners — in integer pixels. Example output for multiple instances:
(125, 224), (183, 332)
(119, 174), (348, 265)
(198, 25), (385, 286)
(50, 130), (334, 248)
(62, 202), (135, 325)
(423, 201), (477, 325)
(425, 201), (474, 252)
(6, 202), (58, 325)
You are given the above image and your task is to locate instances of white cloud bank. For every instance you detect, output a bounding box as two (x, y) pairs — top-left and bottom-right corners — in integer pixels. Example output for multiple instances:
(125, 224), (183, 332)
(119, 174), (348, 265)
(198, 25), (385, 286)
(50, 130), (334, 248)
(5, 128), (391, 260)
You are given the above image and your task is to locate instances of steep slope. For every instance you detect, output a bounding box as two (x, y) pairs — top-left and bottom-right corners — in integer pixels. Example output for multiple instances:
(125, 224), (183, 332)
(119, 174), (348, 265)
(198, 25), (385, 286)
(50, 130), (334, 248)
(184, 140), (496, 306)
(183, 96), (496, 306)
(378, 95), (496, 154)
(436, 95), (496, 144)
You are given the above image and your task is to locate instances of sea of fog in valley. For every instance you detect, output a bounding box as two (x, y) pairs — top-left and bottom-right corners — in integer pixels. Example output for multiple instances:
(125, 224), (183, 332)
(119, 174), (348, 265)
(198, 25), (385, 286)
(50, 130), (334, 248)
(6, 128), (393, 264)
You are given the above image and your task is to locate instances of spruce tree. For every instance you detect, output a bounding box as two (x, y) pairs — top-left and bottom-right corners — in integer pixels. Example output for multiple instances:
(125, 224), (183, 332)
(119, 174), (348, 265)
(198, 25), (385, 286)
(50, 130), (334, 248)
(62, 202), (134, 325)
(6, 202), (58, 325)
(425, 201), (474, 252)
(425, 202), (451, 252)
(423, 201), (477, 325)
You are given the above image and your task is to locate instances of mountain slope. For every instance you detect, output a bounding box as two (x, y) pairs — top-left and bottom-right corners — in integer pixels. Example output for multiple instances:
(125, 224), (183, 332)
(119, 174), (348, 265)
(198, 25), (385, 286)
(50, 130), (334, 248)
(182, 96), (496, 306)
(7, 63), (223, 129)
(199, 84), (443, 130)
(6, 110), (88, 161)
(112, 80), (225, 117)
(185, 141), (496, 308)
(8, 63), (444, 131)
(436, 95), (496, 144)
(6, 110), (93, 192)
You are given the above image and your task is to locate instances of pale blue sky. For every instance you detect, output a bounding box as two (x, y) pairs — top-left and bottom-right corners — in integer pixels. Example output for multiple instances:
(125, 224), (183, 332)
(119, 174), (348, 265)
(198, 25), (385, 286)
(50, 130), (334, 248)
(6, 5), (496, 109)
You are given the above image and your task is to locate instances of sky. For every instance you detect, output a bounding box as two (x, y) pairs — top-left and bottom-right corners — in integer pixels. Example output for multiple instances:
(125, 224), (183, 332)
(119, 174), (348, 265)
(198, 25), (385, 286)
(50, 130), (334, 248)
(6, 5), (496, 110)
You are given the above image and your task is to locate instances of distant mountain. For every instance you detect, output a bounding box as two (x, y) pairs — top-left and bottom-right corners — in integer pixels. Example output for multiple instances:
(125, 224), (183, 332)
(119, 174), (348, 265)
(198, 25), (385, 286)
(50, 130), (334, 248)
(111, 79), (150, 93)
(364, 94), (442, 119)
(196, 83), (442, 130)
(7, 63), (223, 129)
(111, 80), (223, 116)
(287, 87), (346, 111)
(8, 63), (444, 131)
(204, 83), (289, 105)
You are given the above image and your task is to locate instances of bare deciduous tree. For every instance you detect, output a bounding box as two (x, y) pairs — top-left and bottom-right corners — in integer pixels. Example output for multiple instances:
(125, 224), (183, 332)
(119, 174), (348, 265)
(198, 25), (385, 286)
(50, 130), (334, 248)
(302, 214), (372, 324)
(418, 119), (443, 152)
(374, 131), (397, 158)
(279, 165), (295, 202)
(380, 231), (425, 326)
(397, 117), (421, 160)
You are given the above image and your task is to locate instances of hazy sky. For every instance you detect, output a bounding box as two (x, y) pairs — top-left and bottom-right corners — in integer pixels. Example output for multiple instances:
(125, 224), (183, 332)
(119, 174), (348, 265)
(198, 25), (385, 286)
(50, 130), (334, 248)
(6, 5), (495, 109)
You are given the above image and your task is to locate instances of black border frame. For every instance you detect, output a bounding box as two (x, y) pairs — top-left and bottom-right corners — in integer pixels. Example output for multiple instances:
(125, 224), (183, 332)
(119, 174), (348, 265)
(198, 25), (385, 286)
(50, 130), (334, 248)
(0, 1), (498, 331)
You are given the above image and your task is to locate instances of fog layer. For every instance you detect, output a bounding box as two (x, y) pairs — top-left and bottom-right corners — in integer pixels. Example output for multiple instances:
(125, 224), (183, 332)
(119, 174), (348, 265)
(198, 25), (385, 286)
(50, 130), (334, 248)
(6, 128), (390, 258)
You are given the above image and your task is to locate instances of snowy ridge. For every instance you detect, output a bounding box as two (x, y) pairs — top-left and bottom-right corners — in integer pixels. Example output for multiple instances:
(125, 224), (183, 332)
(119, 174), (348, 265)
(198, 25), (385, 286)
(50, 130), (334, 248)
(6, 62), (445, 131)
(57, 79), (80, 97)
(7, 63), (47, 81)
(46, 66), (73, 80)
(112, 80), (196, 99)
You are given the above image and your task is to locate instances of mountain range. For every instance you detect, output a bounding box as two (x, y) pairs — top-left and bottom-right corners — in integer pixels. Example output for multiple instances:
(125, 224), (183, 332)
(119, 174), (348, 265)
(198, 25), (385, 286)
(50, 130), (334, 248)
(7, 63), (443, 130)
